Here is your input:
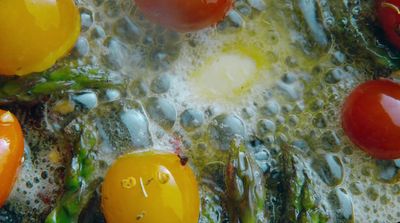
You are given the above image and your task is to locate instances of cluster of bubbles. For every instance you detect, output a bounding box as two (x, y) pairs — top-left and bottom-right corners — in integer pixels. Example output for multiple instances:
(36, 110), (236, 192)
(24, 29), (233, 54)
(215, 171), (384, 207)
(3, 106), (70, 222)
(3, 0), (400, 222)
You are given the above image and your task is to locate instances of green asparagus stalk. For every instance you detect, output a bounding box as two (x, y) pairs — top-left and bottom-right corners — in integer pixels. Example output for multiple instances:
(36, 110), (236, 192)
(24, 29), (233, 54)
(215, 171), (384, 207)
(225, 141), (267, 223)
(0, 66), (117, 104)
(199, 186), (228, 223)
(291, 0), (400, 72)
(45, 120), (101, 223)
(329, 0), (400, 70)
(277, 145), (329, 223)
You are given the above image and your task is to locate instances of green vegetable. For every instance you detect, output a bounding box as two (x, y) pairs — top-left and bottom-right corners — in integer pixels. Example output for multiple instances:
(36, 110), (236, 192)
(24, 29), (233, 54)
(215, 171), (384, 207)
(273, 144), (329, 223)
(199, 186), (228, 223)
(45, 120), (101, 223)
(328, 0), (400, 70)
(225, 141), (267, 223)
(0, 66), (117, 104)
(199, 139), (329, 223)
(291, 0), (400, 73)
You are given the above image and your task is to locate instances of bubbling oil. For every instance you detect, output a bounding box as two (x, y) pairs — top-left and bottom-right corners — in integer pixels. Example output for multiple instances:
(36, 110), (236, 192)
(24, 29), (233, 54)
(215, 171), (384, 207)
(2, 0), (400, 222)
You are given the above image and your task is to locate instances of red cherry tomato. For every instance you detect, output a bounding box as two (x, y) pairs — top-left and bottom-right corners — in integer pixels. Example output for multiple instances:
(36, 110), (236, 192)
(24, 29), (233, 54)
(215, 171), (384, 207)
(376, 0), (400, 49)
(342, 79), (400, 160)
(135, 0), (233, 32)
(0, 110), (24, 207)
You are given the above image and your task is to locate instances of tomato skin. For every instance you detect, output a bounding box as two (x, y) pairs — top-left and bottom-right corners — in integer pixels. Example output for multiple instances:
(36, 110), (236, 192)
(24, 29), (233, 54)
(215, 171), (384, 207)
(0, 0), (80, 75)
(101, 151), (200, 223)
(0, 110), (24, 207)
(342, 79), (400, 160)
(376, 0), (400, 49)
(135, 0), (233, 32)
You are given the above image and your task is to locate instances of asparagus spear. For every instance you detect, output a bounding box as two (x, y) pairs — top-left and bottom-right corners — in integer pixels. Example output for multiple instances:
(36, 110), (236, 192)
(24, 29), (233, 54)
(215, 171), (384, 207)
(45, 119), (101, 223)
(0, 66), (117, 104)
(276, 145), (329, 223)
(225, 141), (267, 223)
(329, 0), (400, 71)
(291, 0), (400, 72)
(199, 186), (228, 223)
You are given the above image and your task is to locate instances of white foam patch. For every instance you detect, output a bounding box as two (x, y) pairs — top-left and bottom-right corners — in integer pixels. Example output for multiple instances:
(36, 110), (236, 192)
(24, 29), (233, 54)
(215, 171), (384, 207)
(8, 139), (65, 219)
(192, 53), (258, 99)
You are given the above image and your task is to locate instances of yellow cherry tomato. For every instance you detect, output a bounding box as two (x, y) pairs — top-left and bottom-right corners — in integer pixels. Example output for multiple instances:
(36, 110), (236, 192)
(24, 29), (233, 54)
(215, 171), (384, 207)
(0, 110), (24, 207)
(0, 0), (80, 76)
(101, 151), (200, 223)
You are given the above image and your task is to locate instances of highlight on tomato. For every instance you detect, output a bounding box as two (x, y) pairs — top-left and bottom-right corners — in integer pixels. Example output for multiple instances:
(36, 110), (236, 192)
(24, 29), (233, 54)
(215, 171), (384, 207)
(342, 79), (400, 160)
(0, 110), (25, 207)
(0, 0), (80, 76)
(134, 0), (233, 32)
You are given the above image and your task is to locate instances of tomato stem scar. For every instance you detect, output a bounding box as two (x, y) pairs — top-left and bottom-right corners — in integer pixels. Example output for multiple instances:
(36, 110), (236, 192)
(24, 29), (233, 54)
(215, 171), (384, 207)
(178, 154), (189, 166)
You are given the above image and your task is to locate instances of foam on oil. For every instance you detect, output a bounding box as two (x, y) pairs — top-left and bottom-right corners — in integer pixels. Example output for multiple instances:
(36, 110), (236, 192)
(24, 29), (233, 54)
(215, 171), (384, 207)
(4, 0), (400, 222)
